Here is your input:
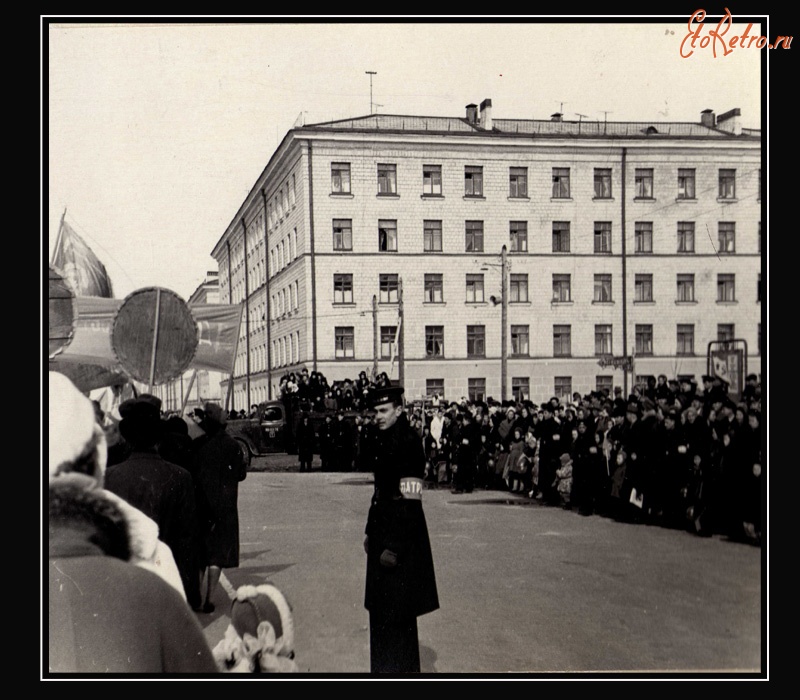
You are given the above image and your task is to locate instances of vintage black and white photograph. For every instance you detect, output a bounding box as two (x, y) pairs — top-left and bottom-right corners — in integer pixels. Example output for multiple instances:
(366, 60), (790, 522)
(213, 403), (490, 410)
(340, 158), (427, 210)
(45, 15), (768, 678)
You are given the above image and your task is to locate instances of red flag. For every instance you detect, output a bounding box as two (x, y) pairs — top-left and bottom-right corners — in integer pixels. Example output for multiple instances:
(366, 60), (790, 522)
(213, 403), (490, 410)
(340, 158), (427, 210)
(51, 219), (114, 298)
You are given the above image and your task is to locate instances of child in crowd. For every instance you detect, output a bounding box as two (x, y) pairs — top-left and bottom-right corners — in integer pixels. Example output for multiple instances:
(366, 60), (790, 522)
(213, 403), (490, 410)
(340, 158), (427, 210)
(553, 453), (574, 509)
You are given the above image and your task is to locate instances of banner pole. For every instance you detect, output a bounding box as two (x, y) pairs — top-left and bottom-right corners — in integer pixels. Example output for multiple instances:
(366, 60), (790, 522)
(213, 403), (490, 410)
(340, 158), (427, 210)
(180, 369), (198, 416)
(148, 288), (162, 391)
(224, 304), (246, 413)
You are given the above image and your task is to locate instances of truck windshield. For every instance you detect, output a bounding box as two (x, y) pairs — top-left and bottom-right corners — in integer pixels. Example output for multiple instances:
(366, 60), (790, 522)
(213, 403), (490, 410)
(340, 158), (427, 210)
(262, 406), (283, 422)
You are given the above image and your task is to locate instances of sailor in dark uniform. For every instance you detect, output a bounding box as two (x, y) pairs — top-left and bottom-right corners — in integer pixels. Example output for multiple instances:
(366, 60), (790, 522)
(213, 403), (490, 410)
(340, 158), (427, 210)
(363, 385), (439, 673)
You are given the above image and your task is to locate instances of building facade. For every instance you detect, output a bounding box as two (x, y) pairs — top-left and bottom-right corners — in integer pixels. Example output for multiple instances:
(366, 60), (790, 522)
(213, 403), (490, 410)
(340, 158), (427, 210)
(211, 100), (762, 409)
(152, 271), (225, 412)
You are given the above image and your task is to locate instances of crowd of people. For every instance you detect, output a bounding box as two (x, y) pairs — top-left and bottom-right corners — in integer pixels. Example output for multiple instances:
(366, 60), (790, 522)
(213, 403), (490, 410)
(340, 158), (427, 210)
(284, 370), (764, 545)
(278, 368), (394, 414)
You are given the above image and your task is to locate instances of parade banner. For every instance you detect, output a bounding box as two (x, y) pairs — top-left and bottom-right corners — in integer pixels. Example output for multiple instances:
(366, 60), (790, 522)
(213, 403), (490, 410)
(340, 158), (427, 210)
(49, 296), (243, 391)
(51, 219), (114, 298)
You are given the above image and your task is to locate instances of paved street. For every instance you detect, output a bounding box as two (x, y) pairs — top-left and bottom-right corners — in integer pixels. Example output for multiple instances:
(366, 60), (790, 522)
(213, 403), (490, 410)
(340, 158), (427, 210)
(196, 454), (764, 677)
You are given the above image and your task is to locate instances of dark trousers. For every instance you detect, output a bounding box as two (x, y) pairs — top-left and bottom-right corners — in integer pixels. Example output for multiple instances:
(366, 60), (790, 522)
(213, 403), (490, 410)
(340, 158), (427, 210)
(369, 613), (420, 673)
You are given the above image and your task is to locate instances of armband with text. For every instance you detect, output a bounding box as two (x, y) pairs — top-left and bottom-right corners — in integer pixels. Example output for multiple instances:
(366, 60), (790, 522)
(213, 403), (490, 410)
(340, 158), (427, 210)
(399, 477), (423, 500)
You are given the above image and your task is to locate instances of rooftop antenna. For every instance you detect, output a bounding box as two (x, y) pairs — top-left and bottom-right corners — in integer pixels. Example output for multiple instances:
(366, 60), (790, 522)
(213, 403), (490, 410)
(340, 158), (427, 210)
(600, 110), (613, 134)
(366, 71), (377, 114)
(575, 112), (588, 134)
(558, 101), (567, 113)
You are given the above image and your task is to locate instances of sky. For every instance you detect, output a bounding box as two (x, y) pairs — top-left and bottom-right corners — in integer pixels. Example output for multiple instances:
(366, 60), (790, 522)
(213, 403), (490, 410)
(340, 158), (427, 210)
(45, 16), (765, 301)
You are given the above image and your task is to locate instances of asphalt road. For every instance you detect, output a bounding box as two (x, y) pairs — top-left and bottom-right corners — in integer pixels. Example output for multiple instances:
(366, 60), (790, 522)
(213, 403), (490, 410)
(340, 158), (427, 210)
(196, 453), (765, 678)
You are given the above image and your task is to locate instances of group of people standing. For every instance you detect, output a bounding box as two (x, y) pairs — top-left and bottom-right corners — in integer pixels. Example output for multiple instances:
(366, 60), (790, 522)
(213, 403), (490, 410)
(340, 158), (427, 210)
(48, 371), (249, 673)
(295, 372), (764, 545)
(103, 395), (248, 613)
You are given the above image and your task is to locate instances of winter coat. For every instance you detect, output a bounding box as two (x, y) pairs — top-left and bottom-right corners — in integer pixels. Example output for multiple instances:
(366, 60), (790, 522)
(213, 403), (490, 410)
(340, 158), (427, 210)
(364, 413), (439, 620)
(48, 480), (217, 674)
(191, 427), (247, 568)
(103, 449), (201, 608)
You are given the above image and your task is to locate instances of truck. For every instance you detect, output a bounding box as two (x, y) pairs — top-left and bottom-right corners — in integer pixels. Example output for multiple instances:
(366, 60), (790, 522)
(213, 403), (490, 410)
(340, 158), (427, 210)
(226, 400), (361, 466)
(225, 400), (288, 467)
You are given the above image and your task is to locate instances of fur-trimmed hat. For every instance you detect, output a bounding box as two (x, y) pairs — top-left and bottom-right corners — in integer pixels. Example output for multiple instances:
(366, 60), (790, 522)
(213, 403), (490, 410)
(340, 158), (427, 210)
(49, 372), (107, 482)
(213, 583), (298, 673)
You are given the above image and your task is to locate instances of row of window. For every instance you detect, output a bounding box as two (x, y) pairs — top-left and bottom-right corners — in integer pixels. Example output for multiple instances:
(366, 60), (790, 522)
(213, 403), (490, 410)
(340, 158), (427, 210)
(331, 162), (758, 201)
(332, 272), (757, 305)
(269, 228), (299, 278)
(331, 218), (758, 254)
(334, 323), (748, 360)
(271, 332), (301, 369)
(267, 175), (297, 229)
(427, 377), (596, 403)
(271, 280), (300, 319)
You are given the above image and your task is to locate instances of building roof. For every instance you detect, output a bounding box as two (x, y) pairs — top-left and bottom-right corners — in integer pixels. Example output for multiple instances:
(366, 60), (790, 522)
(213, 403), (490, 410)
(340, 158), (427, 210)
(300, 112), (759, 140)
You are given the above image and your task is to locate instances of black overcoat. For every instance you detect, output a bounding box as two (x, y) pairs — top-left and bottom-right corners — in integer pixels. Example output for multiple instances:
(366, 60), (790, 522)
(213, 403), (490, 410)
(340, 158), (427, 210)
(190, 427), (247, 568)
(364, 413), (439, 620)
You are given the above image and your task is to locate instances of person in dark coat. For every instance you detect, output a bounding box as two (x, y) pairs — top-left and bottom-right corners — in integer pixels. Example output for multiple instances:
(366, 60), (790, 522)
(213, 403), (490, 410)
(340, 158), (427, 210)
(104, 395), (202, 611)
(535, 403), (563, 505)
(295, 412), (316, 471)
(653, 409), (689, 528)
(319, 413), (336, 471)
(451, 410), (481, 494)
(363, 385), (439, 673)
(191, 402), (248, 613)
(570, 419), (597, 515)
(158, 415), (194, 469)
(739, 410), (763, 544)
(334, 409), (356, 471)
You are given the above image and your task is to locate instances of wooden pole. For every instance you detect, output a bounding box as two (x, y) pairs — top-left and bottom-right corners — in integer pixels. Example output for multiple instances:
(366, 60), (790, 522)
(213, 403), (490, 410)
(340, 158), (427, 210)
(225, 303), (246, 413)
(148, 288), (162, 391)
(51, 208), (67, 265)
(180, 369), (198, 416)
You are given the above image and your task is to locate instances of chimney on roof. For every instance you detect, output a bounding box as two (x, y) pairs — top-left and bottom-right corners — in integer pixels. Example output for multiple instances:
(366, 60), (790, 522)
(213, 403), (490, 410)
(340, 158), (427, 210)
(716, 108), (742, 135)
(479, 99), (493, 130)
(700, 109), (716, 128)
(466, 103), (478, 125)
(551, 112), (563, 122)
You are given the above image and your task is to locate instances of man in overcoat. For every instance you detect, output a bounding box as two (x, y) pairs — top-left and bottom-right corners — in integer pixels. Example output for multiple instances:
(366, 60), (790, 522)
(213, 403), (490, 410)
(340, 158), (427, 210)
(363, 385), (439, 673)
(104, 394), (202, 611)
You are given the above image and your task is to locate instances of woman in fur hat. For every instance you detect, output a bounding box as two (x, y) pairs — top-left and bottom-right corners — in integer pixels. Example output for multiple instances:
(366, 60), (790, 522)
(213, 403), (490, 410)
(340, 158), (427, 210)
(48, 372), (217, 674)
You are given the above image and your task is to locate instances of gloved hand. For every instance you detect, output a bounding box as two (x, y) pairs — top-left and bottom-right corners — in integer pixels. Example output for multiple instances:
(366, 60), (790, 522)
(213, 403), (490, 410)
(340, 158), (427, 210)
(363, 536), (369, 554)
(379, 549), (398, 568)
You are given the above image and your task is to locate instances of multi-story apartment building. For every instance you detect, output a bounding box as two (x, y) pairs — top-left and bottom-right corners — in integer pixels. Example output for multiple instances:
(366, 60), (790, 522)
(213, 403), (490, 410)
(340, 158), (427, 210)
(211, 100), (761, 409)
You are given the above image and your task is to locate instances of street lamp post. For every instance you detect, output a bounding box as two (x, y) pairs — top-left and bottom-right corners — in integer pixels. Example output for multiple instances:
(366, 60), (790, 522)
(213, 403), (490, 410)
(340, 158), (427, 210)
(483, 245), (509, 402)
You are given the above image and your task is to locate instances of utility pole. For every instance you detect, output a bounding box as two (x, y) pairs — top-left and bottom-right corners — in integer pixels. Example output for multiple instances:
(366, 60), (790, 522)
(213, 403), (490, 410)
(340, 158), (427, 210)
(372, 294), (378, 380)
(398, 277), (405, 389)
(366, 71), (377, 114)
(501, 244), (508, 402)
(621, 146), (629, 397)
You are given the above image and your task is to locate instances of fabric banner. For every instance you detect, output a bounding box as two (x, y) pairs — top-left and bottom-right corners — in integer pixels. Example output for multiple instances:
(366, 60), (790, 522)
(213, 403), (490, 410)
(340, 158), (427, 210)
(51, 220), (114, 298)
(49, 296), (243, 391)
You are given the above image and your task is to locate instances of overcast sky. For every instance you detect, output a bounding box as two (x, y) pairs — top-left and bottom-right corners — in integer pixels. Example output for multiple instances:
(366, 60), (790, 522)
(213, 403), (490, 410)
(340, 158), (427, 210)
(46, 17), (764, 300)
